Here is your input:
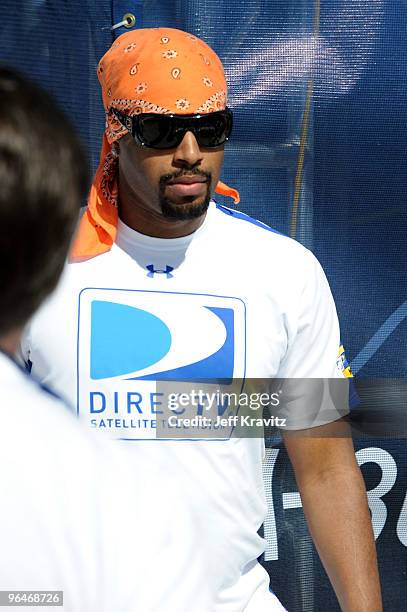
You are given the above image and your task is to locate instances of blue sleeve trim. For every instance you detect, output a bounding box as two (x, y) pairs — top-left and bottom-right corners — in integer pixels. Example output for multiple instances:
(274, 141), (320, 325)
(215, 203), (285, 236)
(0, 348), (68, 408)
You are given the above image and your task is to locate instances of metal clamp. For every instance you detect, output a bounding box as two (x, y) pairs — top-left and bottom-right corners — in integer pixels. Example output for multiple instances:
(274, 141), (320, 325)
(111, 13), (136, 31)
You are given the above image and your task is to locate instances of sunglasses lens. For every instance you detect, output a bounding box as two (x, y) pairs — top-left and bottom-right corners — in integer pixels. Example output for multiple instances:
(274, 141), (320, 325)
(195, 113), (231, 147)
(135, 109), (233, 149)
(137, 116), (177, 149)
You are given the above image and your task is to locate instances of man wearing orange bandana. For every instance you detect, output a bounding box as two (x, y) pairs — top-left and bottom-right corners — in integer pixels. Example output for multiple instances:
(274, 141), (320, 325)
(22, 28), (381, 611)
(71, 27), (239, 260)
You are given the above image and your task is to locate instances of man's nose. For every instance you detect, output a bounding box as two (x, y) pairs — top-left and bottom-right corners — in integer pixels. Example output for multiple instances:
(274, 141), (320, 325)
(172, 131), (203, 167)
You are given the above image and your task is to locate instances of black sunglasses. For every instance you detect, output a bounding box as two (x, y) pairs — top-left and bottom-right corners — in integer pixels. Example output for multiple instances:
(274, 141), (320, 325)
(111, 107), (233, 150)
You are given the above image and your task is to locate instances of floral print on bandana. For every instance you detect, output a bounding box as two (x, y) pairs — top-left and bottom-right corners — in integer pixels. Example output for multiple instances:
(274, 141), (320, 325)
(196, 91), (227, 113)
(124, 43), (137, 53)
(100, 151), (119, 207)
(129, 63), (140, 75)
(162, 50), (178, 59)
(175, 98), (190, 111)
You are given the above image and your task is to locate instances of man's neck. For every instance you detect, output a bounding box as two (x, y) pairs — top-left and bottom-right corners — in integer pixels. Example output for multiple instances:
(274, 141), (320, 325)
(119, 204), (206, 238)
(0, 327), (22, 357)
(118, 173), (207, 238)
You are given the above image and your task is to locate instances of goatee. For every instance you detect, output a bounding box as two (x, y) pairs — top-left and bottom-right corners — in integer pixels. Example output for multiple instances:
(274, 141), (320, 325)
(159, 169), (212, 220)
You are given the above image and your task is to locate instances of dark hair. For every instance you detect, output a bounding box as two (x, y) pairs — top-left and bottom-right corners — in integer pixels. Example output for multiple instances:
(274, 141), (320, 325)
(0, 67), (89, 336)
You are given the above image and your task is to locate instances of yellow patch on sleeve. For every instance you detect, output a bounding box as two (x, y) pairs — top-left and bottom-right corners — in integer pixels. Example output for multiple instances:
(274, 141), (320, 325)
(337, 345), (353, 378)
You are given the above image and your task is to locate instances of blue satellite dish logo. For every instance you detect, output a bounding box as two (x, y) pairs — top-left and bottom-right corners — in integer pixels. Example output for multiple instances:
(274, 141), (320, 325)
(90, 302), (172, 379)
(90, 299), (236, 383)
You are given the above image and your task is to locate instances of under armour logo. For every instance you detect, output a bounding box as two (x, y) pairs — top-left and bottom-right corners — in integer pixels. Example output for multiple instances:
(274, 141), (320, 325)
(146, 264), (174, 278)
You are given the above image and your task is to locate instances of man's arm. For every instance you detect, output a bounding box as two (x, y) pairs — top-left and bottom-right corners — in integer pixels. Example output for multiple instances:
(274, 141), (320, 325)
(283, 419), (382, 612)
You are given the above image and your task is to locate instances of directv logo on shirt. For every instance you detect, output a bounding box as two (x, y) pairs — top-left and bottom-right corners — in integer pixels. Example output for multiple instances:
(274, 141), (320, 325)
(77, 288), (246, 440)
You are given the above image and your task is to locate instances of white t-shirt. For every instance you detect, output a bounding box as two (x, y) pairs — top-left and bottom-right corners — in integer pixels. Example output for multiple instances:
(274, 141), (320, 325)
(21, 202), (348, 611)
(0, 351), (217, 612)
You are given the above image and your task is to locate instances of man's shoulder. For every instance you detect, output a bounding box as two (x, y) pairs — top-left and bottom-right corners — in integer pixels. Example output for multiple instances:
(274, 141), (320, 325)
(0, 351), (133, 511)
(212, 202), (313, 264)
(0, 351), (86, 443)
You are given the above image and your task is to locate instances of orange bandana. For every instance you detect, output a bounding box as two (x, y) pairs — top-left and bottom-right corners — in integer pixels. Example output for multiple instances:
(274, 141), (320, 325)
(71, 27), (239, 261)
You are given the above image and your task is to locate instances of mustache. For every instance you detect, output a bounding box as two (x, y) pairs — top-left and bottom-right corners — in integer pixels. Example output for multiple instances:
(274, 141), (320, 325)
(159, 168), (211, 186)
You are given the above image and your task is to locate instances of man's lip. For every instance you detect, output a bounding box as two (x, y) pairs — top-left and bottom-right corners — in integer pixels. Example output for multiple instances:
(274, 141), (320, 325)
(167, 176), (207, 185)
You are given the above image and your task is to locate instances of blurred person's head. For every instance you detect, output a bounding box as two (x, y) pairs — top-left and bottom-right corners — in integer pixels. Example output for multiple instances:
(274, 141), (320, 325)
(0, 67), (88, 347)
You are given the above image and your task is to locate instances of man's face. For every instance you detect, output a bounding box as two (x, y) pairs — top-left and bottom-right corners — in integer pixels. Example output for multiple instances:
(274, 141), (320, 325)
(117, 124), (224, 223)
